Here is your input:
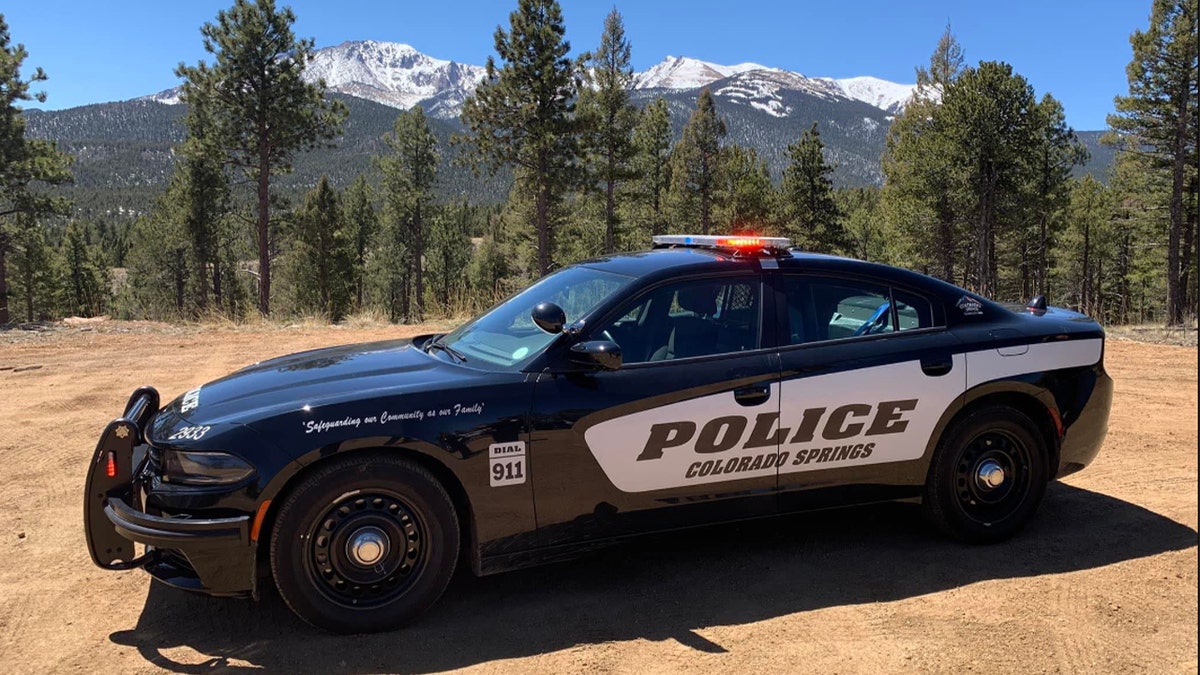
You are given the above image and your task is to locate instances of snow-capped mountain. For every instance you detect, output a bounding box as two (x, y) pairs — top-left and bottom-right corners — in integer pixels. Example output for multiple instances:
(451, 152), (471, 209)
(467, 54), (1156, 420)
(631, 55), (775, 90)
(630, 55), (917, 114)
(826, 76), (918, 114)
(305, 41), (486, 116)
(142, 41), (918, 119)
(709, 69), (846, 118)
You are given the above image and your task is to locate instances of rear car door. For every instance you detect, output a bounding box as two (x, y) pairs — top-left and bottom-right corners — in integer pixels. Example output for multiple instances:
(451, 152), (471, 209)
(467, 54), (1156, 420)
(773, 274), (967, 510)
(528, 272), (783, 546)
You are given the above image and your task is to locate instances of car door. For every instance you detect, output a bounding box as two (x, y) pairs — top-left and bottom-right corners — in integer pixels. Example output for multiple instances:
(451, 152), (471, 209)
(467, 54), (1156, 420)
(528, 272), (783, 546)
(773, 274), (967, 511)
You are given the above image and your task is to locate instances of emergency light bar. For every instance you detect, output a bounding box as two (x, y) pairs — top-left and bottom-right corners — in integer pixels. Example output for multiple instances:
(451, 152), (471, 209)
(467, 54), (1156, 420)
(652, 235), (792, 249)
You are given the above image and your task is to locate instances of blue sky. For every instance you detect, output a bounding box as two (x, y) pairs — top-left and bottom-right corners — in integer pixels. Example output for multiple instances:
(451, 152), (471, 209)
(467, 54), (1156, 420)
(5, 0), (1152, 130)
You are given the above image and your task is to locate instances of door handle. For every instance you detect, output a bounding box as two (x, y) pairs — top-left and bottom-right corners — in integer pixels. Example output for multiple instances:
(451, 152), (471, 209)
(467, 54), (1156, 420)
(734, 385), (771, 406)
(920, 357), (953, 377)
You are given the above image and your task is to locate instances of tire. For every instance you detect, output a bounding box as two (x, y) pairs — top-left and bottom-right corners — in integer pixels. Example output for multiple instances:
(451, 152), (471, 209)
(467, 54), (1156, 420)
(922, 405), (1048, 544)
(270, 454), (460, 633)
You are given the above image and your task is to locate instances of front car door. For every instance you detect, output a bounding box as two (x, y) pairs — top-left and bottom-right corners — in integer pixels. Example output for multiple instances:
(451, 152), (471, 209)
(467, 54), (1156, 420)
(772, 273), (967, 511)
(528, 272), (783, 546)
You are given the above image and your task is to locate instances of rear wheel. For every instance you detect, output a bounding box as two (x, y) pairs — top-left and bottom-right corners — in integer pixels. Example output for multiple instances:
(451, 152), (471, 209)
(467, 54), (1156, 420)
(923, 406), (1048, 543)
(270, 454), (459, 633)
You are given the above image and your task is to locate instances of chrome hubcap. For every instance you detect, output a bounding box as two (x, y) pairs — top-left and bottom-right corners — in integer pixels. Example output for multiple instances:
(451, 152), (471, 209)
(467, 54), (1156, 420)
(976, 459), (1006, 490)
(346, 526), (389, 566)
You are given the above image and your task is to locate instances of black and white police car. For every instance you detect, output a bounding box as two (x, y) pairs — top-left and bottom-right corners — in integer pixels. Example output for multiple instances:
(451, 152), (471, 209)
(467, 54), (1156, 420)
(85, 234), (1112, 633)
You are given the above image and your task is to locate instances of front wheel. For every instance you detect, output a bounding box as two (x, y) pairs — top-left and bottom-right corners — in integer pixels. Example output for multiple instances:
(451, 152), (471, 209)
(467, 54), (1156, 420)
(923, 406), (1049, 543)
(270, 454), (460, 633)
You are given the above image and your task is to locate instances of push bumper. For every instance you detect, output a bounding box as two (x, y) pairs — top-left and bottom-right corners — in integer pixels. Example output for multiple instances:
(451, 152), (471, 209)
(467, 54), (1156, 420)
(84, 387), (256, 596)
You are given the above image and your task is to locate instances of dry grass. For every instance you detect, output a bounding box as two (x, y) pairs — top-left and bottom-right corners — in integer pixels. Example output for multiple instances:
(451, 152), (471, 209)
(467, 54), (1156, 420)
(1107, 323), (1198, 348)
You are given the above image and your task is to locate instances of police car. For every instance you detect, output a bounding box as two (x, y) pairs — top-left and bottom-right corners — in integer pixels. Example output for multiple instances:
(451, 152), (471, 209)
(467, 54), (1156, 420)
(84, 235), (1112, 633)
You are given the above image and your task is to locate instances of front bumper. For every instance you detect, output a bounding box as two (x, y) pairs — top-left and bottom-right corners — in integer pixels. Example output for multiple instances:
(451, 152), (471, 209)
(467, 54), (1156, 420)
(84, 387), (257, 597)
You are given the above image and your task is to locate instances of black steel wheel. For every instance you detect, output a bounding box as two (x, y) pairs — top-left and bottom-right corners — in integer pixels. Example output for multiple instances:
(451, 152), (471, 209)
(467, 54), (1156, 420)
(270, 454), (459, 633)
(923, 405), (1049, 543)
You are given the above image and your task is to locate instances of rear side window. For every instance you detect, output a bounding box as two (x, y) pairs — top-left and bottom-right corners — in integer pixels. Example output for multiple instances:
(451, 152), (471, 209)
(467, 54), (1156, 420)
(782, 277), (937, 345)
(594, 276), (761, 364)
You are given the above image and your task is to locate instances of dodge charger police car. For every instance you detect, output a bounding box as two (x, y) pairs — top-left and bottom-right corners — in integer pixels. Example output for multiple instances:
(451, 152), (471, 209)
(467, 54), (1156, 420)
(84, 235), (1112, 633)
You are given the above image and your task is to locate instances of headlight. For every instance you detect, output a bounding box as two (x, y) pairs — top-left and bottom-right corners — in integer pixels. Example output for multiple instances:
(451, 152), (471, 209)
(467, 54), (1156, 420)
(161, 450), (255, 486)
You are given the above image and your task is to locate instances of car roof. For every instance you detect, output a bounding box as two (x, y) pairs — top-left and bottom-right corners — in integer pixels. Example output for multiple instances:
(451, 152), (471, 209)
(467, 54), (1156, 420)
(576, 248), (970, 302)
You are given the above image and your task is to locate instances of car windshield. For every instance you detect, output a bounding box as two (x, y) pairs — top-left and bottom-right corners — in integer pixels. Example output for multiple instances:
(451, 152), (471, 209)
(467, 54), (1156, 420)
(436, 266), (633, 370)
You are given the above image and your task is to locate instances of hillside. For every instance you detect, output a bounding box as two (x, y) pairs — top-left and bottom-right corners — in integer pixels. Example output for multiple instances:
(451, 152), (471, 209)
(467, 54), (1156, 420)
(24, 95), (510, 218)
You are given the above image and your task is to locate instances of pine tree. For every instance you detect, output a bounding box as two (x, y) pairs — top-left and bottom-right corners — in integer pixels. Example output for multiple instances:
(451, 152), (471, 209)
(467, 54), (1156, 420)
(122, 201), (192, 319)
(577, 7), (637, 253)
(1057, 176), (1115, 317)
(342, 175), (377, 310)
(1107, 0), (1198, 325)
(838, 186), (888, 262)
(176, 77), (231, 312)
(718, 145), (775, 235)
(1106, 137), (1168, 323)
(426, 202), (473, 313)
(0, 14), (73, 324)
(939, 61), (1041, 298)
(176, 0), (346, 315)
(781, 122), (845, 252)
(881, 26), (966, 281)
(377, 106), (438, 321)
(7, 214), (58, 321)
(1025, 95), (1088, 300)
(368, 216), (411, 323)
(290, 176), (353, 320)
(459, 0), (578, 275)
(914, 23), (966, 102)
(667, 88), (726, 234)
(60, 221), (108, 317)
(627, 96), (672, 243)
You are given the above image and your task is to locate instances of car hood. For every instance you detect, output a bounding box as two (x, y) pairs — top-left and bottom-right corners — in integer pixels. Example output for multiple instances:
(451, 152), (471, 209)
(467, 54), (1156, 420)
(153, 337), (473, 429)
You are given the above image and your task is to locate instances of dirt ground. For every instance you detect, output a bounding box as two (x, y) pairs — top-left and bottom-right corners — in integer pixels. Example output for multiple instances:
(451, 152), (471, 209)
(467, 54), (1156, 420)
(0, 321), (1195, 675)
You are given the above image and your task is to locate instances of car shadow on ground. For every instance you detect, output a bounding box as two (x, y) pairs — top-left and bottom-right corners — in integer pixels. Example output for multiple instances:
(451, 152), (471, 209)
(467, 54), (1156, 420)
(111, 483), (1198, 674)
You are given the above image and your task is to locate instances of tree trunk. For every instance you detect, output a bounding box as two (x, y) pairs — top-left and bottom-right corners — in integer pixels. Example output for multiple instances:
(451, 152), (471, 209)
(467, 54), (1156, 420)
(1082, 217), (1092, 315)
(414, 203), (425, 322)
(536, 157), (551, 275)
(356, 248), (365, 310)
(213, 260), (223, 308)
(1119, 227), (1132, 324)
(1019, 234), (1032, 300)
(1179, 195), (1196, 321)
(605, 146), (616, 252)
(1166, 87), (1189, 326)
(401, 270), (411, 324)
(23, 252), (34, 322)
(0, 234), (9, 325)
(937, 207), (954, 282)
(1037, 212), (1049, 295)
(195, 234), (210, 312)
(256, 134), (272, 316)
(174, 250), (186, 314)
(977, 205), (991, 297)
(652, 162), (664, 237)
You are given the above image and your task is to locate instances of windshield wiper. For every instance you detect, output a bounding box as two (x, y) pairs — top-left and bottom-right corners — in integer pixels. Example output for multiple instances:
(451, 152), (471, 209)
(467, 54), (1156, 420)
(426, 336), (467, 363)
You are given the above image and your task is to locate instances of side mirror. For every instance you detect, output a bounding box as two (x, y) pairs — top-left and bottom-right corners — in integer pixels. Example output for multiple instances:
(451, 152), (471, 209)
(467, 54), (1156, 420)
(569, 340), (622, 371)
(531, 302), (567, 334)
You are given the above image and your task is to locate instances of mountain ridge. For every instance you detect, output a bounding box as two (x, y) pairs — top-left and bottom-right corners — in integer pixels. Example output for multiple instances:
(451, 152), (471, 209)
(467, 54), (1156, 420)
(136, 40), (918, 120)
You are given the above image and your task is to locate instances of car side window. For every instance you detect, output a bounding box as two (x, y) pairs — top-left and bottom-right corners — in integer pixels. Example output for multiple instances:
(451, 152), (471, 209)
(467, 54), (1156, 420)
(892, 289), (936, 332)
(783, 277), (934, 345)
(594, 276), (761, 364)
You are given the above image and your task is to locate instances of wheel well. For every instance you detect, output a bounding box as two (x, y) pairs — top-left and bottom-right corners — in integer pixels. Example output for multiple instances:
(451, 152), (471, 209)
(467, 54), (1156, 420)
(957, 391), (1060, 474)
(254, 448), (475, 584)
